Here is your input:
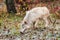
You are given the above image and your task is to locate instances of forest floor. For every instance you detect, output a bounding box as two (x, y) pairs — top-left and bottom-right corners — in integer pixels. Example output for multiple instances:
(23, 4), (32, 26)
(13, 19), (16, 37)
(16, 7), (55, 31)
(0, 13), (60, 40)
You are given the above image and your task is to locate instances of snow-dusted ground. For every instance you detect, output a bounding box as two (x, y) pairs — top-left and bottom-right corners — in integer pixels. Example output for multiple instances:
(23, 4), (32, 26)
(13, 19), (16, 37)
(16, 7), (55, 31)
(0, 18), (60, 40)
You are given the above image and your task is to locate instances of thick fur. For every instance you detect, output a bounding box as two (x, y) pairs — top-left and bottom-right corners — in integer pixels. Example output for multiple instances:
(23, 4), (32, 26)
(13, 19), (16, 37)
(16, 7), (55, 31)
(20, 7), (50, 33)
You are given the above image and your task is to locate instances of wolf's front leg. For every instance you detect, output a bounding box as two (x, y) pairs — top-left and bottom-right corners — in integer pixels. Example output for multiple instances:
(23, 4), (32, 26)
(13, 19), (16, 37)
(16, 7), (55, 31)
(34, 19), (39, 28)
(43, 17), (49, 27)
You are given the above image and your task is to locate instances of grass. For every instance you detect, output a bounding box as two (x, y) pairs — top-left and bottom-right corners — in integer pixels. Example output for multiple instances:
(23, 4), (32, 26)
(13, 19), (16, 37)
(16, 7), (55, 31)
(0, 13), (24, 36)
(0, 12), (60, 36)
(0, 13), (60, 40)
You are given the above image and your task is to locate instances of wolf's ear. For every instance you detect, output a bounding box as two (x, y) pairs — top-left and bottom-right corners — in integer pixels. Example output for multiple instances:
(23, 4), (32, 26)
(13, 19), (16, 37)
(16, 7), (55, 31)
(26, 11), (29, 13)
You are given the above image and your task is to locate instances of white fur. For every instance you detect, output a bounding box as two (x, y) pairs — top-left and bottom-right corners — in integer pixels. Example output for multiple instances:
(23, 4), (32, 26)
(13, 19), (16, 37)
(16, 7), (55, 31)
(20, 7), (50, 32)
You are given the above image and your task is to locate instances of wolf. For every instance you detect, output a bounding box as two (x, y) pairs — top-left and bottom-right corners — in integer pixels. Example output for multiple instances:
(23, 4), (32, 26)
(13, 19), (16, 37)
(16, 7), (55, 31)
(20, 7), (50, 33)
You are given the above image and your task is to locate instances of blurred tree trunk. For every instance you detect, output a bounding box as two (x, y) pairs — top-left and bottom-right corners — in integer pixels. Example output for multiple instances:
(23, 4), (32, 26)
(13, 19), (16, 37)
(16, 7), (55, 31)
(5, 0), (17, 13)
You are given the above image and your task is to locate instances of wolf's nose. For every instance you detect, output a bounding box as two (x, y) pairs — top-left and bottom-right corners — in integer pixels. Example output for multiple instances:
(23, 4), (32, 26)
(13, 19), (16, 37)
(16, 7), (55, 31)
(20, 31), (24, 34)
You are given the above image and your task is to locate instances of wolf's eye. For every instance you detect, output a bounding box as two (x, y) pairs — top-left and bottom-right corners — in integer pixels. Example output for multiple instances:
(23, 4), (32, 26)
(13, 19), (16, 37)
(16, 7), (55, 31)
(24, 21), (27, 24)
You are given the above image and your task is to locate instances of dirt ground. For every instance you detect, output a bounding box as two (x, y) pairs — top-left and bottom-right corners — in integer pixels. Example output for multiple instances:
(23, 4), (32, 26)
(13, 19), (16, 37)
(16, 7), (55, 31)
(0, 16), (60, 40)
